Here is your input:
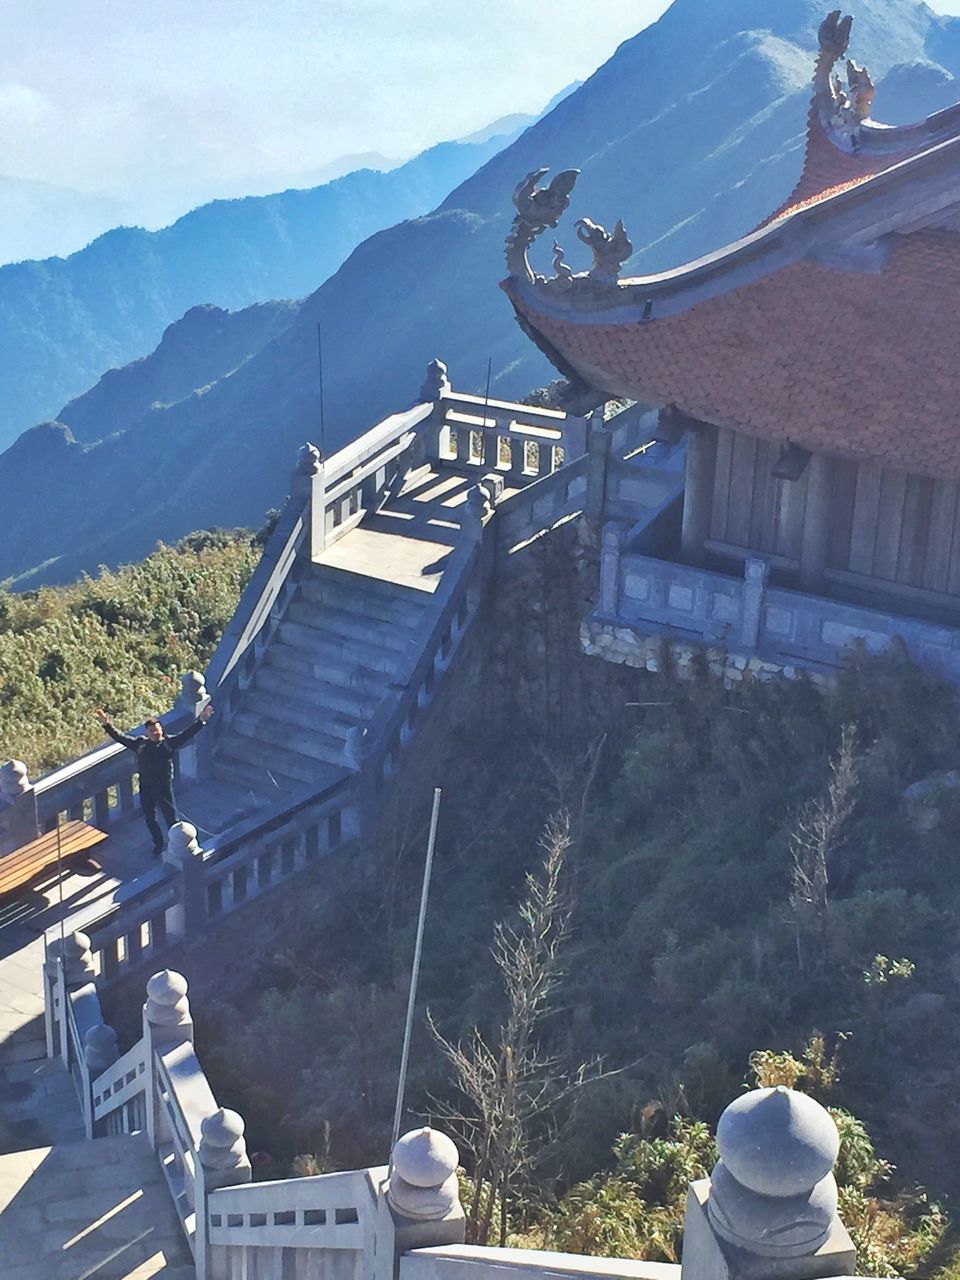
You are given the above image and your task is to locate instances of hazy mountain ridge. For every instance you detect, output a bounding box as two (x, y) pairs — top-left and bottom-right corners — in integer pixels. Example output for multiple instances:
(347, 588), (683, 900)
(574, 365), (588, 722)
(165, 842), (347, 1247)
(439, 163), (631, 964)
(4, 0), (960, 588)
(0, 121), (534, 450)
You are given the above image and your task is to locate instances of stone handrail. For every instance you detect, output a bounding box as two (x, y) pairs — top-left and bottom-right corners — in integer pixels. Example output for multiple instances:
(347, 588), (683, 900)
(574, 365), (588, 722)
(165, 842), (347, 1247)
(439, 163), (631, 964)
(204, 494), (308, 694)
(363, 530), (489, 794)
(207, 1166), (382, 1265)
(430, 390), (587, 480)
(70, 773), (353, 988)
(401, 1246), (681, 1280)
(91, 1035), (149, 1132)
(497, 452), (590, 549)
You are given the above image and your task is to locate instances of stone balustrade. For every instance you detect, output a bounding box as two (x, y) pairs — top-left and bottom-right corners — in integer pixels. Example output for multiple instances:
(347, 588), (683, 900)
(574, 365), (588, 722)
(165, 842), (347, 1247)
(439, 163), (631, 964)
(431, 388), (588, 481)
(49, 963), (867, 1280)
(590, 540), (960, 686)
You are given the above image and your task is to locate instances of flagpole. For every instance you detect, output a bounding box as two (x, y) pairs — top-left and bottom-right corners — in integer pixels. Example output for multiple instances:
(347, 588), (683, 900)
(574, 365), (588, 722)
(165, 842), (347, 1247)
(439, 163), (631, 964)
(391, 787), (442, 1152)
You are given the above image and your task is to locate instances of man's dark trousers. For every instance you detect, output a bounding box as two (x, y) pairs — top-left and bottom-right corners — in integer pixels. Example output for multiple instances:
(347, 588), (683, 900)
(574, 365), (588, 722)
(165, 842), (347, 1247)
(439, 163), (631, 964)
(141, 787), (177, 853)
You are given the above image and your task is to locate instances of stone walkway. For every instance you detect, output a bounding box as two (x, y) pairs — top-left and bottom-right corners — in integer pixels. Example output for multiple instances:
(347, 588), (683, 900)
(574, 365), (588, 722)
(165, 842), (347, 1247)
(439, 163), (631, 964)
(0, 1134), (194, 1278)
(0, 817), (201, 1276)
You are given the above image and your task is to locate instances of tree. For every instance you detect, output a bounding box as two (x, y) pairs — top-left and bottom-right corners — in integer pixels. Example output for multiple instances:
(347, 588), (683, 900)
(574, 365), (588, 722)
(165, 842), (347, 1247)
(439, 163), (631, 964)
(789, 723), (859, 964)
(430, 814), (600, 1245)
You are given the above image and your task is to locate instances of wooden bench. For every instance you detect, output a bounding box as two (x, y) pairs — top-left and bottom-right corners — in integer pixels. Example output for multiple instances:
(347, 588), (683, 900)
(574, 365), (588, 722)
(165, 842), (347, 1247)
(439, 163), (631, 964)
(0, 820), (108, 899)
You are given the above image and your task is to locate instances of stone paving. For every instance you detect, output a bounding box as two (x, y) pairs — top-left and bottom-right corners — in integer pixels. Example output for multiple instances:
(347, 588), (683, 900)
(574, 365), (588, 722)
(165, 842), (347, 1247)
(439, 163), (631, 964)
(0, 1134), (194, 1278)
(0, 814), (202, 1275)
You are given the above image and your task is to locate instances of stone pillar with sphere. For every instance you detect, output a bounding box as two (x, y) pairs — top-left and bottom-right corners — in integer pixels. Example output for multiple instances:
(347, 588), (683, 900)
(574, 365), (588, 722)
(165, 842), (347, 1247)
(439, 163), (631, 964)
(681, 1086), (856, 1280)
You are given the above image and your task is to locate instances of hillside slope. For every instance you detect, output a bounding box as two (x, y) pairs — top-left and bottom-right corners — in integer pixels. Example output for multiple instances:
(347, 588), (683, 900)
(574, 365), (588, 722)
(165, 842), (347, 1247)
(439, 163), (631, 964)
(0, 122), (533, 450)
(4, 0), (960, 587)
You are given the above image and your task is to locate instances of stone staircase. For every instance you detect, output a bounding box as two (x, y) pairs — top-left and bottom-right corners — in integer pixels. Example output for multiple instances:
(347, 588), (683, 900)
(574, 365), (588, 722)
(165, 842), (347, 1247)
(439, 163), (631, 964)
(0, 1133), (194, 1278)
(212, 466), (464, 800)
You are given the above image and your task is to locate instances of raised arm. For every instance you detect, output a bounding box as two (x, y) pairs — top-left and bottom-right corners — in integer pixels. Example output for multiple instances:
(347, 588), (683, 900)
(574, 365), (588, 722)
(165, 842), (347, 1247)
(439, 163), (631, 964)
(95, 709), (142, 752)
(166, 704), (213, 750)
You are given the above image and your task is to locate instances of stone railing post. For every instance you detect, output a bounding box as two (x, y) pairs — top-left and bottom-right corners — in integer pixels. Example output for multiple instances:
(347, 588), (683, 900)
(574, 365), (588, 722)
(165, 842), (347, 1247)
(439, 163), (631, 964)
(585, 409), (611, 520)
(681, 1086), (855, 1280)
(420, 359), (451, 464)
(82, 1022), (119, 1138)
(0, 759), (39, 856)
(44, 932), (95, 1067)
(460, 485), (491, 542)
(291, 442), (327, 560)
(599, 522), (625, 617)
(164, 821), (206, 939)
(376, 1127), (465, 1280)
(175, 671), (210, 781)
(142, 970), (193, 1150)
(196, 1108), (252, 1280)
(740, 557), (769, 651)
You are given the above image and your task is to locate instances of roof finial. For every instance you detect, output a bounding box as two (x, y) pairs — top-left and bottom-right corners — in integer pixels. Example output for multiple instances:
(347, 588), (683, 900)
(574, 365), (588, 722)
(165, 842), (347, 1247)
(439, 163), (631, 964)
(813, 11), (874, 145)
(505, 168), (580, 283)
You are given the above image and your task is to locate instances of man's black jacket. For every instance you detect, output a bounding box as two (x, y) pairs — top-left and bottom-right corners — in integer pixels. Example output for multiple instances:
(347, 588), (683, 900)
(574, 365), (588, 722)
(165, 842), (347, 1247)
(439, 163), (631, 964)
(103, 718), (206, 794)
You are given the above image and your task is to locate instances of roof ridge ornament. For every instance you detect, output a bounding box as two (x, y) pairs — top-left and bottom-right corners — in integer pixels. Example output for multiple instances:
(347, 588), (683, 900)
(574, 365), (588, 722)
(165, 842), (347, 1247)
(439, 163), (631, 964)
(814, 11), (875, 148)
(576, 217), (633, 284)
(505, 167), (580, 282)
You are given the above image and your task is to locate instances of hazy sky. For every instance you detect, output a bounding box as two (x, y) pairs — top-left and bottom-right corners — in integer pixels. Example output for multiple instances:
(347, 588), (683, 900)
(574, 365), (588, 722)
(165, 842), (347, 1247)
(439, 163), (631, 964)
(3, 0), (960, 229)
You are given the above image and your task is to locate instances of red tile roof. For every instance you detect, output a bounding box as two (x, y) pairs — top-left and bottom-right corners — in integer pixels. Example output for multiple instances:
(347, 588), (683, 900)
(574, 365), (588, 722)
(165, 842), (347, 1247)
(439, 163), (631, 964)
(759, 111), (912, 227)
(507, 230), (960, 479)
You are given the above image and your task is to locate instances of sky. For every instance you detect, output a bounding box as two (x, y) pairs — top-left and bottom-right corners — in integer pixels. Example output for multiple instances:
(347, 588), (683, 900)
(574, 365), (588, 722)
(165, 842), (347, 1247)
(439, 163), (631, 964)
(3, 0), (960, 249)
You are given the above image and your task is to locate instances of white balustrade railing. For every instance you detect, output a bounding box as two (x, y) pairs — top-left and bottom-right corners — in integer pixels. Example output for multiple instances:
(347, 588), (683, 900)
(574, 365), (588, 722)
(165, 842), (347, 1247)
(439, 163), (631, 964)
(207, 1167), (382, 1277)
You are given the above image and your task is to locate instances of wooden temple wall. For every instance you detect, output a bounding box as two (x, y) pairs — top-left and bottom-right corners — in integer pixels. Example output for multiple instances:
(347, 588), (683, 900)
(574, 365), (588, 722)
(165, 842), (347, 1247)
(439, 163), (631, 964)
(705, 425), (960, 603)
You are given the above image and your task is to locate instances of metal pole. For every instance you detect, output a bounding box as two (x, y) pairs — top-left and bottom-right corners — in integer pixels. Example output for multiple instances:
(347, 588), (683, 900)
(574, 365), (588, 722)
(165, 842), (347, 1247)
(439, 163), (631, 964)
(317, 323), (326, 457)
(390, 787), (442, 1151)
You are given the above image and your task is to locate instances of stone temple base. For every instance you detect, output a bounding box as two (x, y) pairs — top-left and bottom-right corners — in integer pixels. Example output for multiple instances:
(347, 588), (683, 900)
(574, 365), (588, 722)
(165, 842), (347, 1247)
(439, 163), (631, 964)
(580, 619), (833, 690)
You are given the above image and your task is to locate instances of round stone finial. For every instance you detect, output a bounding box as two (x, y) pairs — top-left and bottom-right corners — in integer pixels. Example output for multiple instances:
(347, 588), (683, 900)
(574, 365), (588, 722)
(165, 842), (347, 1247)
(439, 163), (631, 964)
(420, 358), (451, 402)
(61, 931), (91, 960)
(199, 1108), (248, 1170)
(145, 969), (191, 1027)
(147, 970), (188, 1004)
(392, 1127), (459, 1189)
(84, 1022), (120, 1072)
(178, 670), (207, 708)
(296, 442), (323, 475)
(165, 821), (200, 863)
(717, 1087), (839, 1198)
(0, 760), (30, 798)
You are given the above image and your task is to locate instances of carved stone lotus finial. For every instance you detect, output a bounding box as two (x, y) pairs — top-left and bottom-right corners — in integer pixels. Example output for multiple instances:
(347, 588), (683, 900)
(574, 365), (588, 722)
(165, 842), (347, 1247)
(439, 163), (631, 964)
(420, 358), (451, 402)
(296, 442), (322, 476)
(575, 217), (633, 283)
(505, 167), (580, 282)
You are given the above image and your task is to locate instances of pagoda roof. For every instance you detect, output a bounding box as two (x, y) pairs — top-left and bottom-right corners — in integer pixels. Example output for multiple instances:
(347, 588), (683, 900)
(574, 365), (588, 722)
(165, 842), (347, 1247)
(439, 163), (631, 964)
(501, 11), (960, 480)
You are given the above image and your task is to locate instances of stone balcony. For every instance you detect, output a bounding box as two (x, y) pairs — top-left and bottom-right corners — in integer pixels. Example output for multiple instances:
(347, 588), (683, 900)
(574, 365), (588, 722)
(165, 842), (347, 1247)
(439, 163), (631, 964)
(585, 530), (960, 685)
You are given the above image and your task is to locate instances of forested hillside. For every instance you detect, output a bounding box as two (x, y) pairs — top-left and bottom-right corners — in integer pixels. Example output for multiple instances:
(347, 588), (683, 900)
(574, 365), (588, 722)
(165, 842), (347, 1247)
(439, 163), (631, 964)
(0, 529), (258, 772)
(66, 526), (960, 1277)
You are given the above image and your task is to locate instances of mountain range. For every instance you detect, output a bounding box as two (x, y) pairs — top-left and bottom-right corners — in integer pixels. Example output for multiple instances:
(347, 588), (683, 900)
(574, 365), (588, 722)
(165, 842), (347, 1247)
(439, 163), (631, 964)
(0, 115), (548, 451)
(3, 0), (960, 588)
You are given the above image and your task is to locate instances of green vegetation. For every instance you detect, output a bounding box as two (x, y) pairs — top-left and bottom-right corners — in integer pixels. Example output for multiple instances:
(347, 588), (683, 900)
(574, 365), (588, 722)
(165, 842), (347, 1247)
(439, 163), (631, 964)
(35, 524), (958, 1274)
(0, 529), (258, 773)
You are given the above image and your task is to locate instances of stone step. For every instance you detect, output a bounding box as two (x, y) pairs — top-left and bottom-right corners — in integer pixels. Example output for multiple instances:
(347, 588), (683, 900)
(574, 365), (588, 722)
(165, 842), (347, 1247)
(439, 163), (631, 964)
(213, 757), (302, 798)
(0, 1134), (195, 1277)
(244, 688), (366, 738)
(287, 598), (422, 653)
(262, 645), (394, 698)
(253, 665), (386, 718)
(300, 571), (430, 624)
(276, 620), (402, 676)
(217, 728), (337, 786)
(231, 712), (347, 765)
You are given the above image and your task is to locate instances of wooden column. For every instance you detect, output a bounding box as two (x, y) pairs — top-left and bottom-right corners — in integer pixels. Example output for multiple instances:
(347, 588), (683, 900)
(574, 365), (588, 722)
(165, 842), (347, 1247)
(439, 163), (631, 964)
(681, 424), (718, 565)
(799, 450), (832, 593)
